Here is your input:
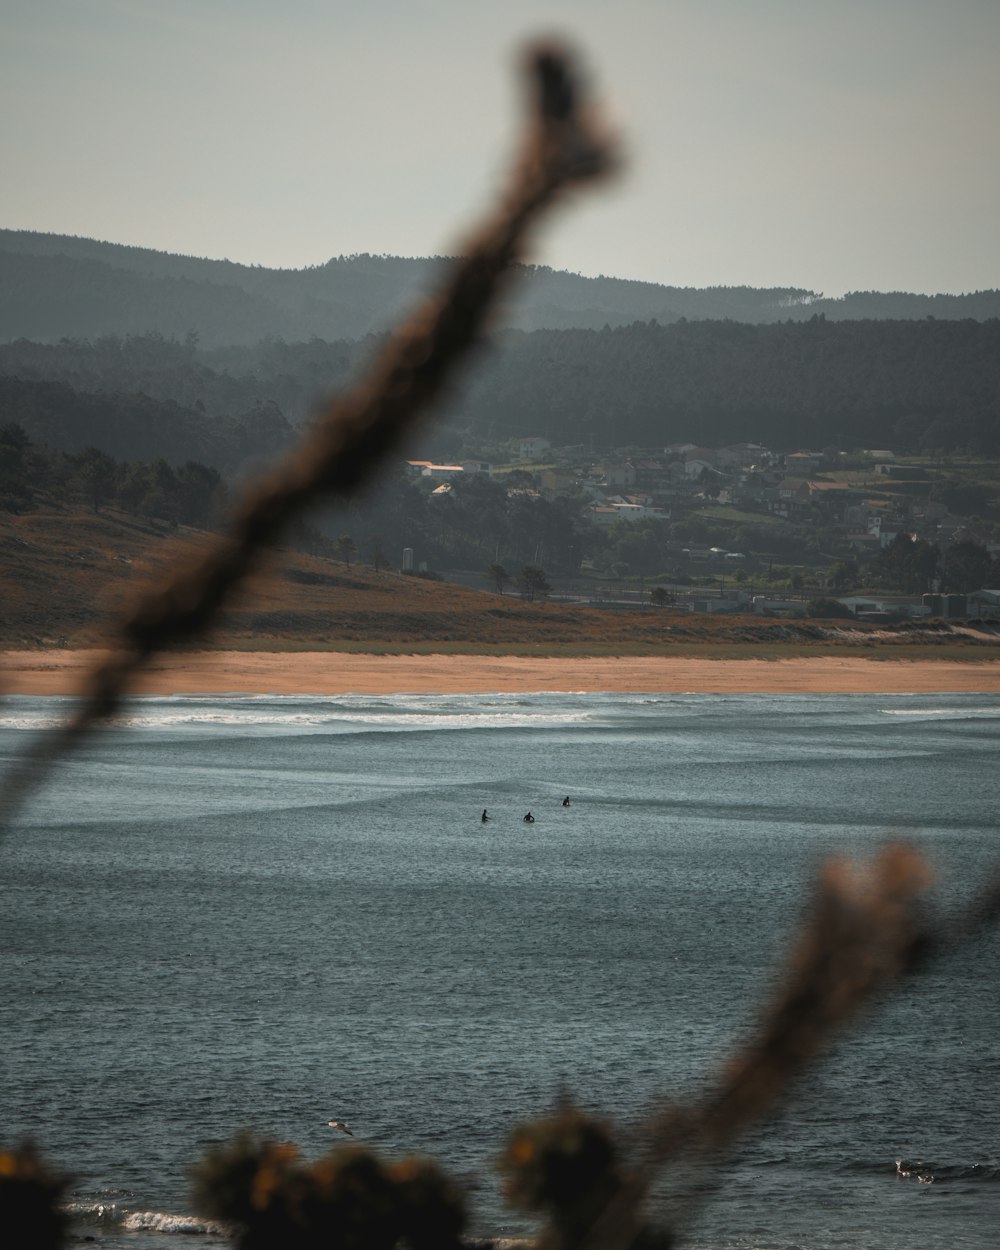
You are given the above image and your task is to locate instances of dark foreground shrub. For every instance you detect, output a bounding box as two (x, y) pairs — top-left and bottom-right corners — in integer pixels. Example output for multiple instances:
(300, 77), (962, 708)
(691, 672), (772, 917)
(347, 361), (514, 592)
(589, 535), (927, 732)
(192, 1133), (465, 1250)
(0, 1142), (70, 1250)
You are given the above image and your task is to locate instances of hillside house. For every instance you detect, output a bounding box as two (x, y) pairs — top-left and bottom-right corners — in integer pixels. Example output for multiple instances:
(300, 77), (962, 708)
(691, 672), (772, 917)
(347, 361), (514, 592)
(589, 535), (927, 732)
(607, 490), (655, 508)
(765, 479), (811, 519)
(784, 450), (824, 472)
(805, 479), (852, 521)
(607, 502), (651, 522)
(588, 504), (620, 527)
(587, 500), (665, 525)
(420, 463), (465, 480)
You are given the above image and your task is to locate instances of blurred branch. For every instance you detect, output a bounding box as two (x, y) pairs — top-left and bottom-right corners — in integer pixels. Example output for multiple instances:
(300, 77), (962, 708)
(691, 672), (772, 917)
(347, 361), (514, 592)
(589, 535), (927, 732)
(567, 844), (1000, 1250)
(0, 42), (617, 831)
(5, 39), (996, 1250)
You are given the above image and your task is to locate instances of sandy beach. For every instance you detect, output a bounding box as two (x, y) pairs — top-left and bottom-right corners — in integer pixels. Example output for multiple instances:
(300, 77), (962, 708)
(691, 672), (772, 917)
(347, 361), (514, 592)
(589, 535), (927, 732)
(4, 649), (1000, 695)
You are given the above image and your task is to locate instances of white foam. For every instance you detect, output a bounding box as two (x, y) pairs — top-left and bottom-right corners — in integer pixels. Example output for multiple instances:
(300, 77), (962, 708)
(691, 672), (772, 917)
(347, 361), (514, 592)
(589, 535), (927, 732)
(1, 701), (599, 734)
(123, 1209), (229, 1234)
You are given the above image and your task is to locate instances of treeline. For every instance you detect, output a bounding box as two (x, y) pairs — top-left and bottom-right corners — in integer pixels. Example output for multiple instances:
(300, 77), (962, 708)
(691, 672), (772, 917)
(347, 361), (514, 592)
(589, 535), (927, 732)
(0, 422), (226, 527)
(872, 533), (999, 595)
(3, 231), (999, 348)
(0, 368), (293, 472)
(3, 318), (1000, 465)
(0, 233), (439, 344)
(0, 332), (362, 427)
(446, 316), (1000, 454)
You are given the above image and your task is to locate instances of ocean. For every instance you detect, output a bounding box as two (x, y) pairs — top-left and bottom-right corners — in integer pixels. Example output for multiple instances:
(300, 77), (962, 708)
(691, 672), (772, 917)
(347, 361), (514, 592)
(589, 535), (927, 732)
(1, 690), (999, 1250)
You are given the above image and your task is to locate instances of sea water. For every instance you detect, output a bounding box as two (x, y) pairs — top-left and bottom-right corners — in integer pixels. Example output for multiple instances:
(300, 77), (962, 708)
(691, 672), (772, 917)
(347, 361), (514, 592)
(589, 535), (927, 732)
(1, 691), (999, 1250)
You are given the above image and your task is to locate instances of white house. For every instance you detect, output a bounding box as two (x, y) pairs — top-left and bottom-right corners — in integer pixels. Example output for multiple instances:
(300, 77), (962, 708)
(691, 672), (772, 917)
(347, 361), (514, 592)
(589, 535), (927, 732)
(611, 502), (664, 521)
(784, 450), (824, 471)
(588, 504), (620, 527)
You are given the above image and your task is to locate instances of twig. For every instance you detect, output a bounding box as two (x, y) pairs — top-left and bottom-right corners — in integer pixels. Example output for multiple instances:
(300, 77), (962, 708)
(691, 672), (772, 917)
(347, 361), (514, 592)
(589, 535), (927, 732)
(0, 42), (617, 831)
(579, 844), (1000, 1250)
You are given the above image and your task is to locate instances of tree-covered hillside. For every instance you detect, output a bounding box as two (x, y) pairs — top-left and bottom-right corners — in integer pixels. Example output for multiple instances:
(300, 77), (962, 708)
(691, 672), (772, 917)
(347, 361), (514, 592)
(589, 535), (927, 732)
(2, 315), (999, 461)
(0, 370), (292, 472)
(445, 317), (1000, 454)
(3, 230), (998, 347)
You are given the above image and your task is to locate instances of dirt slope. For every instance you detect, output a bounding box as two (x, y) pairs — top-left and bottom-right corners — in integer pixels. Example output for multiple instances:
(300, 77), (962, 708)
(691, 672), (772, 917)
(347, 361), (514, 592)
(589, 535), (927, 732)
(2, 508), (997, 656)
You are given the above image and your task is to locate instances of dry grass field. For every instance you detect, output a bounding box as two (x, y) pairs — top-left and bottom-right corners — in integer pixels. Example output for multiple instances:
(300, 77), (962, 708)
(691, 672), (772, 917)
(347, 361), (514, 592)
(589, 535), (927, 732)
(2, 508), (999, 659)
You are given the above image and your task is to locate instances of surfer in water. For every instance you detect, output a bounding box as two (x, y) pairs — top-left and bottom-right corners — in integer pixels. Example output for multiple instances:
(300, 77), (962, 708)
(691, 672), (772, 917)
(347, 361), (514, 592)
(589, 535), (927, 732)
(562, 796), (571, 807)
(481, 809), (491, 823)
(523, 812), (535, 823)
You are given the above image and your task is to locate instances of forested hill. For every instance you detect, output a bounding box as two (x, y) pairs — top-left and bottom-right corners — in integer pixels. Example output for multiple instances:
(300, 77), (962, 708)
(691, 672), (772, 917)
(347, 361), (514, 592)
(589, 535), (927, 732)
(2, 318), (999, 460)
(446, 318), (1000, 453)
(3, 229), (999, 347)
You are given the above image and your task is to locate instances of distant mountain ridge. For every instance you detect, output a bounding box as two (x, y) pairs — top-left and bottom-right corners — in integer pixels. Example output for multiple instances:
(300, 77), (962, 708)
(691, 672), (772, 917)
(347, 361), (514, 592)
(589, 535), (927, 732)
(3, 230), (998, 348)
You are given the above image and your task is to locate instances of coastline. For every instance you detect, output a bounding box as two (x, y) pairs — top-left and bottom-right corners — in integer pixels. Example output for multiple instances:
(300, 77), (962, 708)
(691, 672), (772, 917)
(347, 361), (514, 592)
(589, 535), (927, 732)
(4, 649), (1000, 695)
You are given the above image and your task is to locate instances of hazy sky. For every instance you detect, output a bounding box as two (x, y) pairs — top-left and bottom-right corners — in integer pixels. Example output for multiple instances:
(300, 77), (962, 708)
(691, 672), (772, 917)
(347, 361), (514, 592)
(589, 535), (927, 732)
(3, 0), (998, 295)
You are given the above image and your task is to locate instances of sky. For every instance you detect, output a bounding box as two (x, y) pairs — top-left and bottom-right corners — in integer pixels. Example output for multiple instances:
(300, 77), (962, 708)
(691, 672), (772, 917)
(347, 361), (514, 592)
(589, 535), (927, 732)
(2, 0), (998, 296)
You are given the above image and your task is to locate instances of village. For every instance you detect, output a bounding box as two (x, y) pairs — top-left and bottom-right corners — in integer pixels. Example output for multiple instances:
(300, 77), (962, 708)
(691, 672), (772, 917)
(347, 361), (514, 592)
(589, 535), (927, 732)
(404, 436), (1000, 621)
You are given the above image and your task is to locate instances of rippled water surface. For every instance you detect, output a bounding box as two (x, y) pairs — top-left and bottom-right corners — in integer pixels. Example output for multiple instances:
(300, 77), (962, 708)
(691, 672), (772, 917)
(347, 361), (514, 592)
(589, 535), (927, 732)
(2, 691), (999, 1249)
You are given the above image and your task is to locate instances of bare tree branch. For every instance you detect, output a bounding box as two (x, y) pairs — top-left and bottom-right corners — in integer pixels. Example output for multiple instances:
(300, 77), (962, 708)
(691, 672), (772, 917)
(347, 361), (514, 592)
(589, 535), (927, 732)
(0, 42), (618, 831)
